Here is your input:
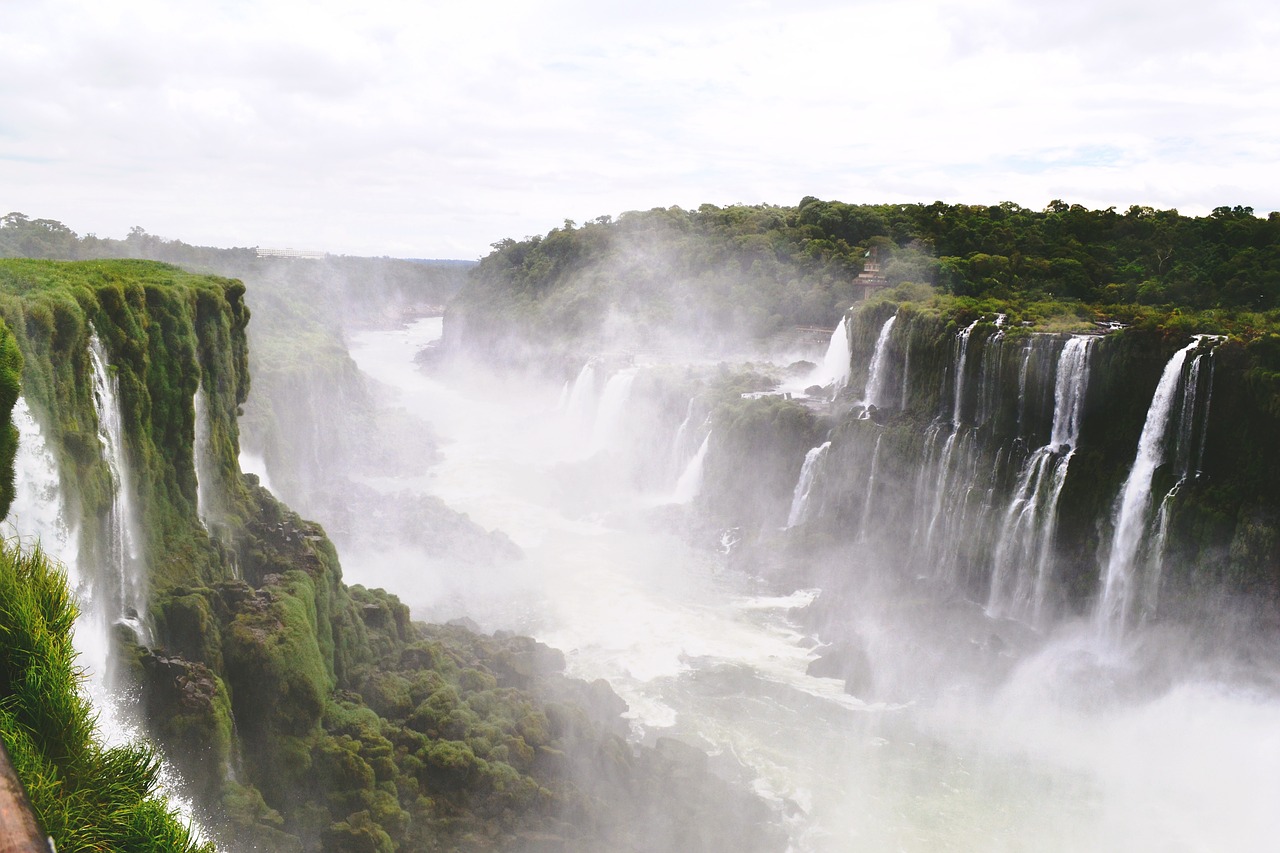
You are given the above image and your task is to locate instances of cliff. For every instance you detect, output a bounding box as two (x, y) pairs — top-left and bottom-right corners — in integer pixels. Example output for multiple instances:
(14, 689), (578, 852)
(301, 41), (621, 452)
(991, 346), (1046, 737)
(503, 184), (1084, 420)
(0, 259), (783, 852)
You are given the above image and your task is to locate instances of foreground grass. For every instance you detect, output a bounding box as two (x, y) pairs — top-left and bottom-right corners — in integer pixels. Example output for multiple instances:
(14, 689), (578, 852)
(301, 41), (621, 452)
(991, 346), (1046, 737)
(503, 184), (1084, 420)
(0, 541), (212, 853)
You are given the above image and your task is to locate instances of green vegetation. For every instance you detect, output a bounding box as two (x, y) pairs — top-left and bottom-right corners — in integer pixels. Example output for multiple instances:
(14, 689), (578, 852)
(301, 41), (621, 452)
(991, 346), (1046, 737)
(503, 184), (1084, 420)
(0, 256), (781, 851)
(0, 542), (211, 853)
(452, 199), (1280, 359)
(0, 258), (251, 590)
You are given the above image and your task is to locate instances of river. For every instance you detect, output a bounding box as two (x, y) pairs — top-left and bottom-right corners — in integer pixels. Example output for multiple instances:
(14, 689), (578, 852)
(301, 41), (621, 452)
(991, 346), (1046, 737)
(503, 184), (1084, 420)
(338, 317), (1280, 853)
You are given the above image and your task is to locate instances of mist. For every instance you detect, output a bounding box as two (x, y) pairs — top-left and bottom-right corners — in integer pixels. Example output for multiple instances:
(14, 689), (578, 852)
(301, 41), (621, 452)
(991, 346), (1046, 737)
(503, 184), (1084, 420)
(237, 270), (1280, 850)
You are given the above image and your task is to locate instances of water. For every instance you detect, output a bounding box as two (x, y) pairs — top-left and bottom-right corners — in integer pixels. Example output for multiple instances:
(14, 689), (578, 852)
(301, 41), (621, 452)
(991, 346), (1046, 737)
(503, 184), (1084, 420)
(812, 316), (852, 392)
(6, 391), (205, 837)
(673, 432), (712, 504)
(987, 336), (1097, 624)
(88, 332), (148, 642)
(591, 367), (639, 453)
(1097, 339), (1202, 638)
(950, 320), (981, 426)
(786, 442), (831, 528)
(860, 314), (896, 413)
(193, 384), (215, 528)
(339, 318), (1280, 852)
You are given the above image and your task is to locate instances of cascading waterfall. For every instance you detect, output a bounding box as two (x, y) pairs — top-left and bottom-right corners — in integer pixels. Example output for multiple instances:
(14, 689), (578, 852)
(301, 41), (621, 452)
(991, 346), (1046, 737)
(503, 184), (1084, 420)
(1097, 338), (1209, 637)
(813, 316), (852, 392)
(669, 398), (698, 479)
(4, 397), (79, 568)
(899, 339), (911, 411)
(912, 319), (983, 573)
(987, 335), (1096, 624)
(975, 320), (1006, 427)
(856, 433), (883, 542)
(673, 432), (711, 503)
(564, 360), (600, 429)
(6, 394), (128, 747)
(860, 314), (897, 414)
(590, 368), (638, 453)
(89, 332), (149, 644)
(785, 441), (831, 528)
(193, 383), (215, 529)
(1140, 342), (1221, 616)
(950, 319), (981, 425)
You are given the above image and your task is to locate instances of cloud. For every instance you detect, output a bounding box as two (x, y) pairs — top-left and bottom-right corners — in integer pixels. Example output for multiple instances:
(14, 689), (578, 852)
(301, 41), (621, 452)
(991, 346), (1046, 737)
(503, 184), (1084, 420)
(0, 0), (1277, 257)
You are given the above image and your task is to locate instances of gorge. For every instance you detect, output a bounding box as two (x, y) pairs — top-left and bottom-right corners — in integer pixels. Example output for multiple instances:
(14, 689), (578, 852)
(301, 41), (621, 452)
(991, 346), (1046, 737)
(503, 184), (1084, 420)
(2, 199), (1280, 852)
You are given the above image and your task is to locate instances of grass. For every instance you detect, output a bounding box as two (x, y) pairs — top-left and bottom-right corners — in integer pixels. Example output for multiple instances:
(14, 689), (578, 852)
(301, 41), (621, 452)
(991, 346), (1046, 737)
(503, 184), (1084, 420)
(0, 540), (213, 853)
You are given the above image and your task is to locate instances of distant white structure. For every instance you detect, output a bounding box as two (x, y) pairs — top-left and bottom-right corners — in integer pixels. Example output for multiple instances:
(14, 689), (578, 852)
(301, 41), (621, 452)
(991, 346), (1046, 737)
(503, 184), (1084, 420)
(256, 247), (326, 259)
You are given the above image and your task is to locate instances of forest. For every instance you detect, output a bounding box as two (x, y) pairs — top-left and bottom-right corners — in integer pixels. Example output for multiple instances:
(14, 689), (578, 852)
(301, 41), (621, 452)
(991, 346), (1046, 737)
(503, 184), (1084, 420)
(451, 199), (1280, 357)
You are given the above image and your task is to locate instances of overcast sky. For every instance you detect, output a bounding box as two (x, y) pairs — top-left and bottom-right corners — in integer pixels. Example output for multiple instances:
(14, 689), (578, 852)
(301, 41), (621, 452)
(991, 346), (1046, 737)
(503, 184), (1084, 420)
(3, 0), (1278, 259)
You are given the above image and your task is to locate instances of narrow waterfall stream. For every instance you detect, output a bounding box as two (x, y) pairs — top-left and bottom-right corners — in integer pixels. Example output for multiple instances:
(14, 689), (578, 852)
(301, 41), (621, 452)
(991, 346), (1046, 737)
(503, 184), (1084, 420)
(329, 317), (1280, 852)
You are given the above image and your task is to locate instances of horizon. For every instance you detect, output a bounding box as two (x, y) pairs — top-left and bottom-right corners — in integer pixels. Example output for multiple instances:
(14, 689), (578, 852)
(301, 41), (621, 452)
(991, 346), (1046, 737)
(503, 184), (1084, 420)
(3, 0), (1278, 259)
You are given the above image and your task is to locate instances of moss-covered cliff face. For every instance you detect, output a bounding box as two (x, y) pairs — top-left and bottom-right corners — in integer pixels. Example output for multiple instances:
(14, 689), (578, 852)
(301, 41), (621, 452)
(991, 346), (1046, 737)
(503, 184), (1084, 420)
(0, 259), (784, 852)
(697, 296), (1280, 619)
(0, 259), (252, 589)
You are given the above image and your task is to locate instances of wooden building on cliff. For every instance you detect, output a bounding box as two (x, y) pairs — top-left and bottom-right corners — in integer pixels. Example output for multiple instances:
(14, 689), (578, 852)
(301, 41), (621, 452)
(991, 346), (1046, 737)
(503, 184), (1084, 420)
(853, 249), (890, 300)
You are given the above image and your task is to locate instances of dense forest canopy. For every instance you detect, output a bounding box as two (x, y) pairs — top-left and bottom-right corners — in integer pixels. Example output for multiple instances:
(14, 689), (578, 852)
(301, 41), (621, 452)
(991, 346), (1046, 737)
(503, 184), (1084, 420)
(454, 199), (1280, 354)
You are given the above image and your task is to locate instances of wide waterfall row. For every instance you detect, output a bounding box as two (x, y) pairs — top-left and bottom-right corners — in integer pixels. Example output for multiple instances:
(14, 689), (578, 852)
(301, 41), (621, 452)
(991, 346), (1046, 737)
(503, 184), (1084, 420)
(786, 309), (1226, 635)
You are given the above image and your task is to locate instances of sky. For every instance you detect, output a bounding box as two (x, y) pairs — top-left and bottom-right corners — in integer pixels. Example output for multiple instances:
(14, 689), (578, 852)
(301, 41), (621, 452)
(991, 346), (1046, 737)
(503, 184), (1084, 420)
(2, 0), (1278, 259)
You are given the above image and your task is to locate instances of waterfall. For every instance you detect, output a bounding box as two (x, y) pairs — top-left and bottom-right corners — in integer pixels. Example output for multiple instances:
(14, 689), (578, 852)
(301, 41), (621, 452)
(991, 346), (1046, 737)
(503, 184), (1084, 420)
(856, 433), (883, 542)
(89, 332), (149, 644)
(785, 441), (831, 528)
(564, 361), (599, 429)
(987, 335), (1097, 624)
(4, 397), (79, 568)
(673, 432), (711, 503)
(1138, 343), (1222, 614)
(975, 323), (1006, 427)
(813, 316), (852, 391)
(6, 394), (129, 748)
(1097, 338), (1206, 637)
(900, 339), (911, 411)
(590, 368), (638, 453)
(193, 384), (215, 529)
(669, 398), (698, 479)
(950, 319), (981, 425)
(860, 314), (897, 413)
(1015, 342), (1033, 435)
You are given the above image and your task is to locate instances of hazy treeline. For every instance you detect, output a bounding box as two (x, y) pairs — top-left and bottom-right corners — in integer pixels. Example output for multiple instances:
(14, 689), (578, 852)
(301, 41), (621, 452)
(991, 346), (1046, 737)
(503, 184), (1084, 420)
(452, 199), (1280, 357)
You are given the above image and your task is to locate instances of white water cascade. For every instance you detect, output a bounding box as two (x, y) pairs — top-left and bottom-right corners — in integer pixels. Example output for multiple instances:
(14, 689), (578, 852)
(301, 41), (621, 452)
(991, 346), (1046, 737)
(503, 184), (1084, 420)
(193, 383), (215, 529)
(4, 394), (146, 756)
(336, 317), (1280, 853)
(786, 441), (831, 528)
(4, 397), (79, 567)
(1141, 344), (1220, 615)
(987, 335), (1097, 624)
(564, 360), (600, 429)
(590, 367), (638, 453)
(856, 433), (883, 542)
(860, 314), (897, 414)
(669, 398), (699, 478)
(672, 432), (711, 504)
(1097, 338), (1206, 637)
(812, 316), (852, 392)
(950, 319), (981, 425)
(88, 332), (149, 643)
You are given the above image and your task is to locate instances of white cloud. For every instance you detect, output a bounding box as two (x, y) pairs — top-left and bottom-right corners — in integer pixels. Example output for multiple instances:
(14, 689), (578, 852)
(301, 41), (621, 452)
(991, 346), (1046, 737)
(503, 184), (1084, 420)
(1, 0), (1277, 257)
